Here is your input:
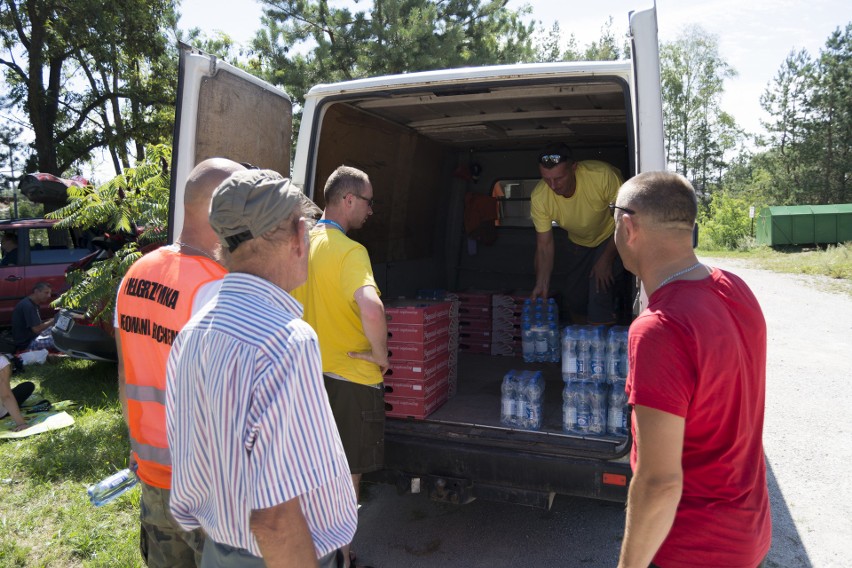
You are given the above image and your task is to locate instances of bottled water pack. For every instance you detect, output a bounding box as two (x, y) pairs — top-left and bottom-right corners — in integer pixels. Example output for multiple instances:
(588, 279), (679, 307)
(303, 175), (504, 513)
(520, 298), (560, 363)
(560, 324), (630, 437)
(500, 369), (545, 430)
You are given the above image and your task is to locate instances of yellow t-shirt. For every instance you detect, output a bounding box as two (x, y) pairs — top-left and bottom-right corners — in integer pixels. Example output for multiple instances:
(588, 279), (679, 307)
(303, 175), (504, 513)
(530, 160), (623, 247)
(291, 227), (383, 386)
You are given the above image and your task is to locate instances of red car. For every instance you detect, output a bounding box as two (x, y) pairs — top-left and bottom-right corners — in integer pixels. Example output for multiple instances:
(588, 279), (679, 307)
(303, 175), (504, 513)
(0, 218), (93, 327)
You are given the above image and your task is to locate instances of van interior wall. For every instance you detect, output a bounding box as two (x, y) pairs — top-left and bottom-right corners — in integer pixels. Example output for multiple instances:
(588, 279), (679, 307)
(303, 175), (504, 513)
(314, 103), (451, 298)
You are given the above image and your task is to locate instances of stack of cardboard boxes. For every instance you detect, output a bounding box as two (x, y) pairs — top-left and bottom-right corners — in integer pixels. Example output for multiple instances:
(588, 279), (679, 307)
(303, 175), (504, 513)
(491, 293), (526, 357)
(456, 291), (493, 355)
(384, 299), (456, 419)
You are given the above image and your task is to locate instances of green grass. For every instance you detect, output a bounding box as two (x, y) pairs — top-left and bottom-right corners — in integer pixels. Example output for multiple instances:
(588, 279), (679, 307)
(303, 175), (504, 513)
(0, 358), (143, 568)
(698, 242), (852, 296)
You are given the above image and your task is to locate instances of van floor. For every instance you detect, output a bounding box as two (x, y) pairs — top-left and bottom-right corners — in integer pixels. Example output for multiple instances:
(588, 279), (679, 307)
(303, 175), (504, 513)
(429, 352), (566, 433)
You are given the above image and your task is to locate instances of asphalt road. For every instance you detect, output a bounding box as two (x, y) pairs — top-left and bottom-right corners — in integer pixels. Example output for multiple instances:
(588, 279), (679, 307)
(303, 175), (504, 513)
(350, 257), (852, 568)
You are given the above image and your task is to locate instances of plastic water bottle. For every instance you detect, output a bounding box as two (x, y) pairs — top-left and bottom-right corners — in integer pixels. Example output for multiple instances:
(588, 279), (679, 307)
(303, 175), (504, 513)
(576, 328), (591, 377)
(533, 314), (548, 363)
(607, 378), (629, 436)
(547, 298), (558, 323)
(561, 326), (578, 379)
(590, 328), (606, 378)
(501, 371), (517, 426)
(588, 380), (609, 434)
(88, 468), (138, 506)
(523, 371), (544, 430)
(618, 331), (630, 378)
(521, 318), (535, 363)
(515, 373), (529, 427)
(546, 315), (560, 363)
(606, 328), (621, 379)
(575, 379), (592, 432)
(562, 380), (579, 433)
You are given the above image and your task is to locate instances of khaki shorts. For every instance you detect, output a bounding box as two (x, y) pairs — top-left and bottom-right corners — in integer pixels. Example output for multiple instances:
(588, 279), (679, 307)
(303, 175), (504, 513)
(323, 374), (385, 474)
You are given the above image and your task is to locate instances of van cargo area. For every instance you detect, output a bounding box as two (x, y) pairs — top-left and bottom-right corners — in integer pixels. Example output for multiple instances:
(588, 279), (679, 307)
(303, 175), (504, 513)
(301, 71), (637, 504)
(173, 34), (664, 505)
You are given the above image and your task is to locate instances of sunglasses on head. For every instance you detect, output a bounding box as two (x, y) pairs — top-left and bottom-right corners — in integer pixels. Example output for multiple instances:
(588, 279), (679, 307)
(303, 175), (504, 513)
(538, 153), (569, 168)
(608, 203), (636, 215)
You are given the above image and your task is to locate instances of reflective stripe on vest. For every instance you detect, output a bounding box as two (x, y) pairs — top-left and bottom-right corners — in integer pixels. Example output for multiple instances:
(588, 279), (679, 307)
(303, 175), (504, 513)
(125, 383), (165, 405)
(117, 248), (226, 489)
(131, 438), (172, 466)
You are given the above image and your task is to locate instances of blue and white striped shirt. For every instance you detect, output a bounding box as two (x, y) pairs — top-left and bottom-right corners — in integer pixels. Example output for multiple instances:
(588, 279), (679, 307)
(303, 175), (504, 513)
(166, 273), (357, 558)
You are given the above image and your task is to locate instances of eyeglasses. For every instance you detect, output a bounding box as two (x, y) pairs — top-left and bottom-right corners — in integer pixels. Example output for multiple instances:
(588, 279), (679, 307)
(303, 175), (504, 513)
(351, 193), (374, 207)
(538, 153), (569, 168)
(608, 203), (636, 215)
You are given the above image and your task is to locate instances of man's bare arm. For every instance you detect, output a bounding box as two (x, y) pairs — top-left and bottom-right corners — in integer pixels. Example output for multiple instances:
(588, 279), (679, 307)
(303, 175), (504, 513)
(351, 285), (389, 374)
(251, 497), (318, 568)
(618, 404), (685, 568)
(532, 230), (555, 299)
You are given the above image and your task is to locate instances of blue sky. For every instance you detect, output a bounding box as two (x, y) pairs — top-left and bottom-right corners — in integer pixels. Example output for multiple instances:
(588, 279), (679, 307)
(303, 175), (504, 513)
(177, 0), (851, 136)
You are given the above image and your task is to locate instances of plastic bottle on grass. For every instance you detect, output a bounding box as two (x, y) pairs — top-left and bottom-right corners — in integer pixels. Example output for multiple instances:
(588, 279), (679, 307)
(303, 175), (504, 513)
(88, 468), (138, 507)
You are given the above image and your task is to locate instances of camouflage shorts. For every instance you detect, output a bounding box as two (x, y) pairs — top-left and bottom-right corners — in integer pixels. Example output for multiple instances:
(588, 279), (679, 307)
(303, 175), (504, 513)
(139, 482), (205, 568)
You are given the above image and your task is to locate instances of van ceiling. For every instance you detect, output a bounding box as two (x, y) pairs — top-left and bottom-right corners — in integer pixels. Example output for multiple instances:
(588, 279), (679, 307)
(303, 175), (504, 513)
(349, 81), (628, 151)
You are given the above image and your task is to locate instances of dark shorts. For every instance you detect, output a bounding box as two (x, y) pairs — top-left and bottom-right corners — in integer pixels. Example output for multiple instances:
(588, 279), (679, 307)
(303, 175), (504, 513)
(323, 374), (385, 474)
(562, 239), (624, 325)
(0, 381), (34, 419)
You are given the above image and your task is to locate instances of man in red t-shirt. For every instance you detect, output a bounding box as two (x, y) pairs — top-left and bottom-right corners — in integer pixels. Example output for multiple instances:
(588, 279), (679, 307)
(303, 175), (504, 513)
(612, 171), (771, 568)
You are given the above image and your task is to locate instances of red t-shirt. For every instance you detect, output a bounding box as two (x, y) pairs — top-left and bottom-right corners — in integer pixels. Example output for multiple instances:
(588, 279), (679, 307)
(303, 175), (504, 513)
(627, 268), (772, 568)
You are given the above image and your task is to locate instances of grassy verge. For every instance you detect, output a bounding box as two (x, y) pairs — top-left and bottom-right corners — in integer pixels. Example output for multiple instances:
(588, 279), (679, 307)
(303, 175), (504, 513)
(698, 242), (852, 296)
(0, 358), (142, 568)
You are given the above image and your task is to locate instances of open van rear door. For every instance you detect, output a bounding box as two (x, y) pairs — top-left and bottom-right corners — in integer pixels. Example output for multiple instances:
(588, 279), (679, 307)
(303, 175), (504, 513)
(629, 6), (666, 173)
(168, 44), (293, 240)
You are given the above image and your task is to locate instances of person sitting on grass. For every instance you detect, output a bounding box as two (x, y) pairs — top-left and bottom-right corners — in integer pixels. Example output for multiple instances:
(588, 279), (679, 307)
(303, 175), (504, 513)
(11, 282), (56, 353)
(0, 356), (33, 432)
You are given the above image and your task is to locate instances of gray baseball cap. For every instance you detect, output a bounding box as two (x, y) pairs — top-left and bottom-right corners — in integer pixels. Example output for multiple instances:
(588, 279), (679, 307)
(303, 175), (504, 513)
(209, 169), (313, 252)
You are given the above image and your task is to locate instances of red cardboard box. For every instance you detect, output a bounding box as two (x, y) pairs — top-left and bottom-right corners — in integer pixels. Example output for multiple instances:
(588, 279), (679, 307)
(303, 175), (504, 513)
(388, 336), (450, 362)
(458, 317), (493, 332)
(384, 371), (448, 399)
(385, 352), (450, 382)
(385, 382), (449, 419)
(458, 341), (492, 354)
(385, 300), (453, 325)
(386, 318), (450, 343)
(458, 304), (491, 317)
(459, 329), (492, 343)
(454, 291), (493, 306)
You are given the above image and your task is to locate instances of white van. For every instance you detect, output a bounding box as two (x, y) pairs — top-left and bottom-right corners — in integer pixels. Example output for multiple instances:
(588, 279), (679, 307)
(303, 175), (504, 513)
(169, 5), (663, 507)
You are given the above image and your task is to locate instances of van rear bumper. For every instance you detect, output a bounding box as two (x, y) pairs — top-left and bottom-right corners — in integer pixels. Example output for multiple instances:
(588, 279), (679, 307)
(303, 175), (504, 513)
(367, 420), (632, 506)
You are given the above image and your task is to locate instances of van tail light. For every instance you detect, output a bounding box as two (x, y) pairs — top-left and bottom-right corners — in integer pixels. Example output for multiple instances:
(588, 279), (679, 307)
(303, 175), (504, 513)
(603, 473), (627, 486)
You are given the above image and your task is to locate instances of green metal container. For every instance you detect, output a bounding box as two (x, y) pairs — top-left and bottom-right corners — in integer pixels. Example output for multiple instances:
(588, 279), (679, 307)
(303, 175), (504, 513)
(756, 204), (852, 246)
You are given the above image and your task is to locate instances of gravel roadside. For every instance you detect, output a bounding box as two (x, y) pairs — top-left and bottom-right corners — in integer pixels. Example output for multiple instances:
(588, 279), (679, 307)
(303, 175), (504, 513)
(701, 256), (852, 568)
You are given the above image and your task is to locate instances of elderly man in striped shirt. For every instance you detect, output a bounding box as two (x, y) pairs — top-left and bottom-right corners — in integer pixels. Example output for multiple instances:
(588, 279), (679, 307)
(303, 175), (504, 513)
(166, 169), (357, 568)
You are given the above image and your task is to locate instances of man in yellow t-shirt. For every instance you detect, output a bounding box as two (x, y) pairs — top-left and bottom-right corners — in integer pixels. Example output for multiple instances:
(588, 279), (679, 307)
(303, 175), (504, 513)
(291, 165), (387, 568)
(530, 143), (625, 324)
